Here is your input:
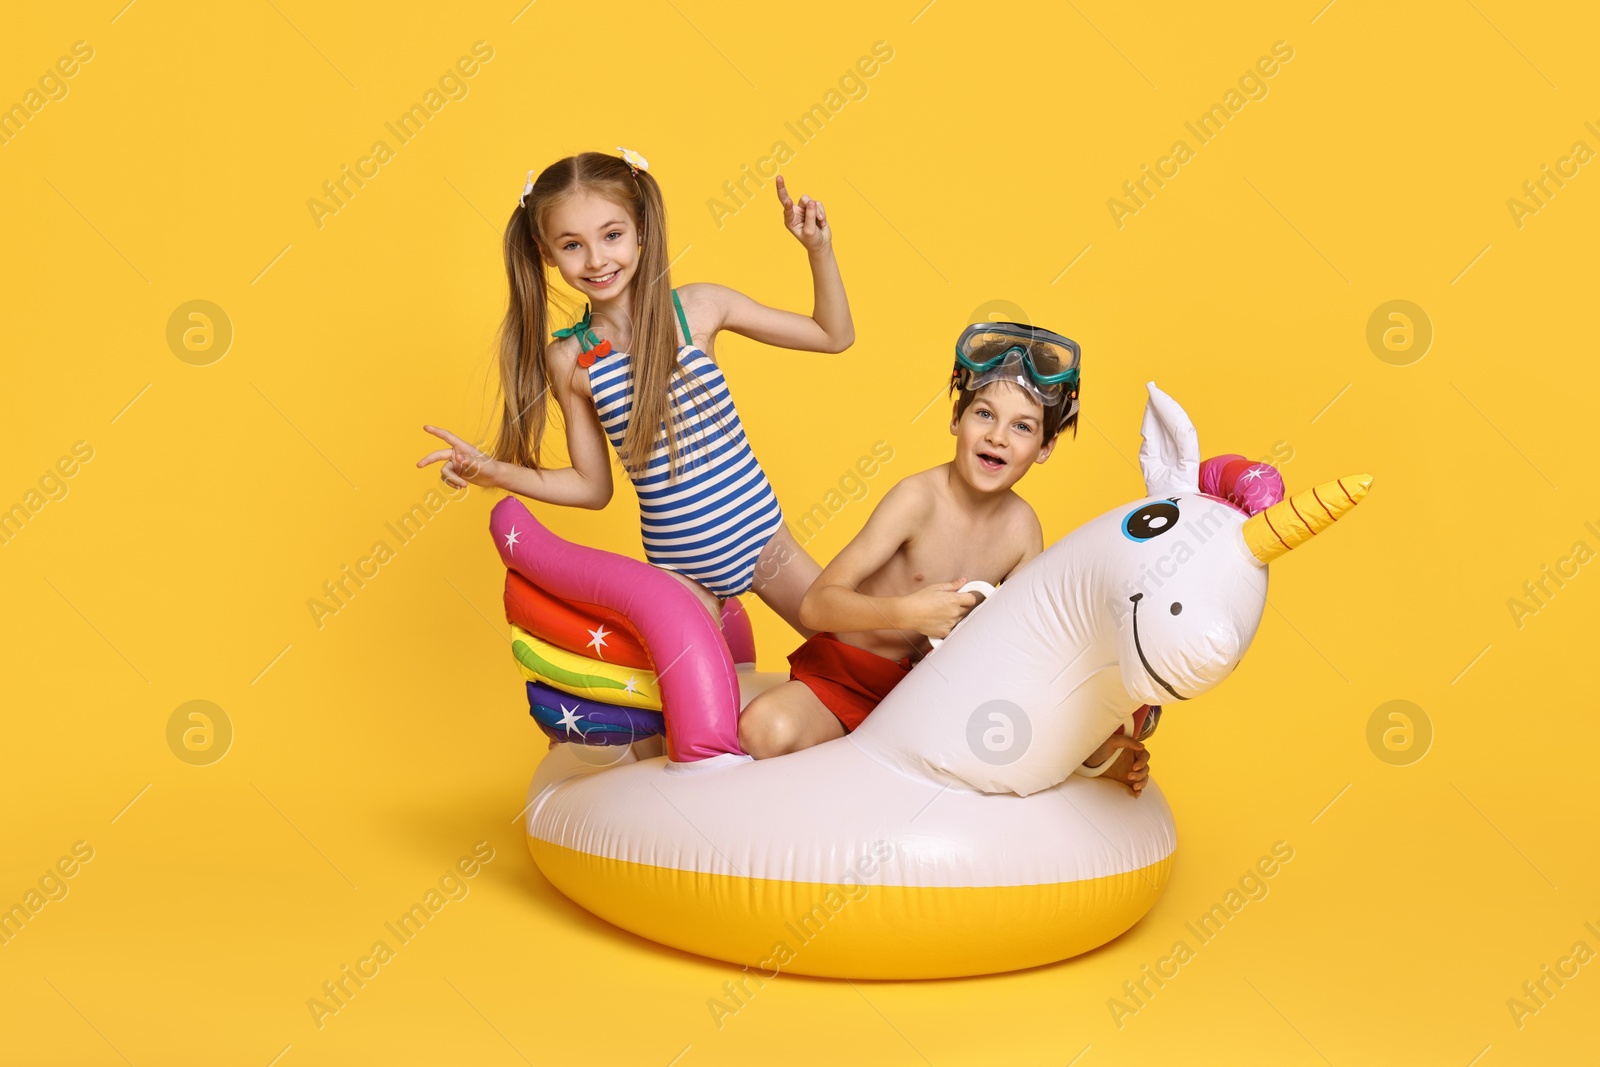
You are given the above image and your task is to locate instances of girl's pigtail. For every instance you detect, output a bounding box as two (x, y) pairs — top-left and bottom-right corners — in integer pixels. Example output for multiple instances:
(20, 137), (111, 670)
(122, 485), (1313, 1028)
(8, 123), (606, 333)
(493, 198), (552, 471)
(619, 166), (732, 482)
(614, 169), (675, 479)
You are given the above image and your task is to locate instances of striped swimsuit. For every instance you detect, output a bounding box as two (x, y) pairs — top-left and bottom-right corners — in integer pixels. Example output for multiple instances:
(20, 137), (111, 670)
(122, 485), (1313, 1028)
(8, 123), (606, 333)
(577, 289), (784, 599)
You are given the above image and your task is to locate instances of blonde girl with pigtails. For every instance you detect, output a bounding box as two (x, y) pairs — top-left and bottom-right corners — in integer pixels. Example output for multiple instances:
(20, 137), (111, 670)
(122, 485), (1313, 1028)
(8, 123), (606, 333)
(419, 148), (854, 631)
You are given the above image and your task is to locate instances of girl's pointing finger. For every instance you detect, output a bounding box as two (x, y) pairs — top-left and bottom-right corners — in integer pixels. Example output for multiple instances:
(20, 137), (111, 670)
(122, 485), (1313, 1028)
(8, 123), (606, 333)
(423, 424), (466, 449)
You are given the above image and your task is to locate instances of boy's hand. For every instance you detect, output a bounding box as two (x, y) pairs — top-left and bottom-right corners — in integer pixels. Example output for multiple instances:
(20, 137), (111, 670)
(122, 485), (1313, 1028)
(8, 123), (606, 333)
(418, 425), (500, 490)
(775, 175), (831, 254)
(1085, 735), (1151, 797)
(899, 579), (980, 639)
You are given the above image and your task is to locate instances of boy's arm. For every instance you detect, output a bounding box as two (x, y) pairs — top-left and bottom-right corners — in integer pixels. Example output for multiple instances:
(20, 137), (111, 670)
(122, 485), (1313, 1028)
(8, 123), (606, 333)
(1000, 507), (1046, 581)
(800, 479), (976, 638)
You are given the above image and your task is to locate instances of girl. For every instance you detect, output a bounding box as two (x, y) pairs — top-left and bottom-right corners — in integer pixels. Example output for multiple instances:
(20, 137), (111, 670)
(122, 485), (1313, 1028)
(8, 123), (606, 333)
(418, 148), (853, 633)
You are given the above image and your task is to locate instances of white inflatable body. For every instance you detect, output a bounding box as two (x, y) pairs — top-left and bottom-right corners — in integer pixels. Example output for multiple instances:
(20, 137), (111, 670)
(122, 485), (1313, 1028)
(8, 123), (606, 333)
(517, 383), (1372, 978)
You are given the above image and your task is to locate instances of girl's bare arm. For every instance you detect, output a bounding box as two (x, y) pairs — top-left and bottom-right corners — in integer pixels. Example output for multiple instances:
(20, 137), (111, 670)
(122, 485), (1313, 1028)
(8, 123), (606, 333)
(684, 176), (854, 354)
(687, 272), (854, 355)
(486, 343), (614, 509)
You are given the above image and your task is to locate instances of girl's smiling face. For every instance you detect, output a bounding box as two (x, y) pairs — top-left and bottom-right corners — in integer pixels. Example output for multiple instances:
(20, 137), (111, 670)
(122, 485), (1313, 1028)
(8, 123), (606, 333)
(539, 191), (640, 301)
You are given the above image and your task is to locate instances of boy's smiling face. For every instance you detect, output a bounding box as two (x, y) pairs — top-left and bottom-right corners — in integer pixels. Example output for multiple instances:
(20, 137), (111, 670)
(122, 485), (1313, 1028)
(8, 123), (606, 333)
(950, 381), (1058, 491)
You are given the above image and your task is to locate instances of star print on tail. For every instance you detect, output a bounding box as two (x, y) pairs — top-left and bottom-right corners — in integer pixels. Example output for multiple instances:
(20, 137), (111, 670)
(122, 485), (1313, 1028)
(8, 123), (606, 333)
(523, 681), (664, 747)
(503, 572), (653, 670)
(554, 703), (587, 738)
(509, 625), (665, 708)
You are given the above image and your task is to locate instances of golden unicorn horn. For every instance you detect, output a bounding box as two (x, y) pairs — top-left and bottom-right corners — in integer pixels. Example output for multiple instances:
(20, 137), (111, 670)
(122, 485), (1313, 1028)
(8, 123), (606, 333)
(1242, 474), (1373, 565)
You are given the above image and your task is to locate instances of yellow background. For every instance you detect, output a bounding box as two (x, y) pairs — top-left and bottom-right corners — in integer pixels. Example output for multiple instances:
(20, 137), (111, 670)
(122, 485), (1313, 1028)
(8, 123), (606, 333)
(3, 0), (1596, 1062)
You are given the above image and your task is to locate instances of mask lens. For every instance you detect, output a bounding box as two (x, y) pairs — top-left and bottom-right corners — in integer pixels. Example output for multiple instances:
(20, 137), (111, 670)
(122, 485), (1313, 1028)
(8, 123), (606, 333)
(1025, 345), (1065, 378)
(959, 337), (1023, 371)
(954, 322), (1080, 409)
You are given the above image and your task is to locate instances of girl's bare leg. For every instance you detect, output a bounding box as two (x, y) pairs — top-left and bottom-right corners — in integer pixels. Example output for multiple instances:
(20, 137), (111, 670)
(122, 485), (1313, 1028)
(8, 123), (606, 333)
(749, 524), (822, 638)
(661, 567), (723, 627)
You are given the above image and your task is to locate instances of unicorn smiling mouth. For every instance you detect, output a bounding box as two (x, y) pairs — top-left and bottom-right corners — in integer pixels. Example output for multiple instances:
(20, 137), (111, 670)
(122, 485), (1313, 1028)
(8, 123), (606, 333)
(1129, 593), (1189, 702)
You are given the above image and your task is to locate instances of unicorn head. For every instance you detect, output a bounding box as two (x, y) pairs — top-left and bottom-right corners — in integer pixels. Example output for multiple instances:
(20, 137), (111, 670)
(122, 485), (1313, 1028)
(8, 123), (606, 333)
(1105, 382), (1371, 708)
(849, 381), (1373, 796)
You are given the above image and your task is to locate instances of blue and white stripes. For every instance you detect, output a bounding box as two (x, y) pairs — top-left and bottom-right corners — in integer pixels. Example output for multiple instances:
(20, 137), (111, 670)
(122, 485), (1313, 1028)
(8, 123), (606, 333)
(588, 345), (784, 599)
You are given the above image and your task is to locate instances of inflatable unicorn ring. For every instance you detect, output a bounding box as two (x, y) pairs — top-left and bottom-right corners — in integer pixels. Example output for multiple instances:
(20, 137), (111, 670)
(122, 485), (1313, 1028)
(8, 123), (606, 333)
(494, 382), (1371, 978)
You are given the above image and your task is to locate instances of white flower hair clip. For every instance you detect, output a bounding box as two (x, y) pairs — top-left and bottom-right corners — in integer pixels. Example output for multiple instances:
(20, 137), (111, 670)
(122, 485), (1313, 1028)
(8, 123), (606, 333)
(518, 169), (535, 208)
(617, 146), (649, 175)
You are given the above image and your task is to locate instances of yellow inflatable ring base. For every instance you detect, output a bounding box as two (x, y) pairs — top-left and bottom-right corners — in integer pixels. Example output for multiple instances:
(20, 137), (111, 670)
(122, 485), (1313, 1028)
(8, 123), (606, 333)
(530, 836), (1173, 979)
(523, 708), (1179, 979)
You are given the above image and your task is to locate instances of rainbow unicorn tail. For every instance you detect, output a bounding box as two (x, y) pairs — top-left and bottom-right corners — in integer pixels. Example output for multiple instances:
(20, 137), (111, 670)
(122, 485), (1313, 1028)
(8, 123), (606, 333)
(491, 496), (755, 762)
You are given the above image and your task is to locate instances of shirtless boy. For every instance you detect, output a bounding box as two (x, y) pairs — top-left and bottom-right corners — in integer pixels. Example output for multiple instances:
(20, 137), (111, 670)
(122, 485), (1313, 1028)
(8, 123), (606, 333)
(737, 321), (1151, 795)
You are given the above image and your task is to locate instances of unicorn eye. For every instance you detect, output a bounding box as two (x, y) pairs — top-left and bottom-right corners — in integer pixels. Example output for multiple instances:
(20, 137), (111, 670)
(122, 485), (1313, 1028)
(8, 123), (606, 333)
(1123, 499), (1180, 541)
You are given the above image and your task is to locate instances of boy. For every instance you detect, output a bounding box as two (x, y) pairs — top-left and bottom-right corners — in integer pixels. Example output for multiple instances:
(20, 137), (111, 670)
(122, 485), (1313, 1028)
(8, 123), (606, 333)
(738, 322), (1150, 795)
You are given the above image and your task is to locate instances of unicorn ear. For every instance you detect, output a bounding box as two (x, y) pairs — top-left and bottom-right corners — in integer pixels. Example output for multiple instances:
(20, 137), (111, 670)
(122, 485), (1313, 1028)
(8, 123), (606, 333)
(1138, 381), (1201, 497)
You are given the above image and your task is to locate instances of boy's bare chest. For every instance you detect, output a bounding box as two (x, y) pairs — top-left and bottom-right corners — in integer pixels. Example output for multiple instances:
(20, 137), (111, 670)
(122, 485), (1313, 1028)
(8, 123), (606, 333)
(877, 518), (1020, 593)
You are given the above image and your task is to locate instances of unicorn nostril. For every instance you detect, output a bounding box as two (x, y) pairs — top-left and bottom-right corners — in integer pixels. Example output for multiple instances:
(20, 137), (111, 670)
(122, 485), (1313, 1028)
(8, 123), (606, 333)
(1170, 602), (1182, 615)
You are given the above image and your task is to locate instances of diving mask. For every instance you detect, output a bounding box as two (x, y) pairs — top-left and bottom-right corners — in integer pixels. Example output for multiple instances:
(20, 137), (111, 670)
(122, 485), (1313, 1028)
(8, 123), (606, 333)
(952, 321), (1081, 418)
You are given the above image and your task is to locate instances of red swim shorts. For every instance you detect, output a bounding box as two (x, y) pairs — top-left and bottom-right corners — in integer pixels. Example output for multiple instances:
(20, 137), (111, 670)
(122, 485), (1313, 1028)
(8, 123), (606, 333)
(1120, 704), (1160, 740)
(786, 631), (914, 733)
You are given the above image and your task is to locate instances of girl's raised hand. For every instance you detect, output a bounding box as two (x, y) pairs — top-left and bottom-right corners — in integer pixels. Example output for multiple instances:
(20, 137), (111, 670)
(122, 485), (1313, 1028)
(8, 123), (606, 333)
(417, 425), (500, 490)
(775, 174), (831, 253)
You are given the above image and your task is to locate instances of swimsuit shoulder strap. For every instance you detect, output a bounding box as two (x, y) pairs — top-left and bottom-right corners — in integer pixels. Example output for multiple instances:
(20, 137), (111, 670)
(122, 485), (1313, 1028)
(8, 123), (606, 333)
(670, 287), (693, 349)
